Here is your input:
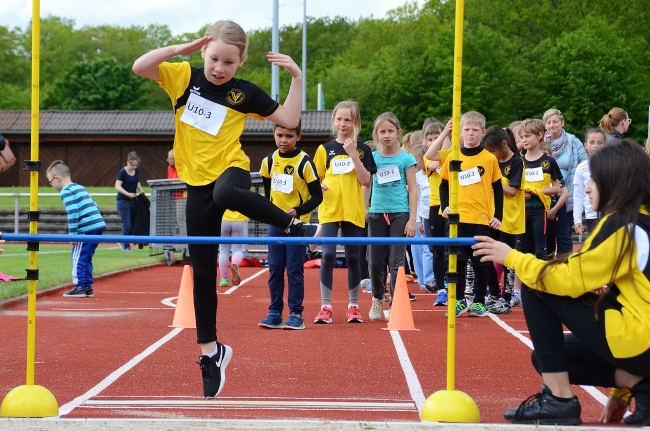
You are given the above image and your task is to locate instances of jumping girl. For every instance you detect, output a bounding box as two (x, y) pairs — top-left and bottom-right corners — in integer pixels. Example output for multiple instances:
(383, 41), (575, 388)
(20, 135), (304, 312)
(133, 20), (310, 398)
(313, 100), (377, 324)
(473, 139), (650, 426)
(365, 112), (417, 321)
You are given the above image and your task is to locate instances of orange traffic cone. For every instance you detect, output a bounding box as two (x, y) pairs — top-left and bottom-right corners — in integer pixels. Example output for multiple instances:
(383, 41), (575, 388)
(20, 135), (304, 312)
(170, 265), (196, 328)
(383, 266), (418, 331)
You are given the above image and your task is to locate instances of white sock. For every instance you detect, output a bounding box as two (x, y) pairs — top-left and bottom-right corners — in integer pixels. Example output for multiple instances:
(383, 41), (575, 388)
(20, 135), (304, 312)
(206, 345), (220, 358)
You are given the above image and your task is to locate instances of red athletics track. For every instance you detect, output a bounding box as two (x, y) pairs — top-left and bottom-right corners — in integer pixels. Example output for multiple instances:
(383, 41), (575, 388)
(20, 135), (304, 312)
(0, 264), (617, 425)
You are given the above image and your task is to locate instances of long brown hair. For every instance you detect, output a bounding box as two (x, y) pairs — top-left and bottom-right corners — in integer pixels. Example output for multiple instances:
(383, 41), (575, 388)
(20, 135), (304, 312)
(536, 140), (650, 314)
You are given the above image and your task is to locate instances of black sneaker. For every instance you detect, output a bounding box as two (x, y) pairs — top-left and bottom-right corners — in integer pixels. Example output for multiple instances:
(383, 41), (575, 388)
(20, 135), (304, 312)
(288, 221), (318, 237)
(626, 377), (650, 426)
(63, 286), (89, 297)
(85, 288), (94, 298)
(409, 292), (417, 301)
(504, 384), (581, 425)
(197, 343), (233, 398)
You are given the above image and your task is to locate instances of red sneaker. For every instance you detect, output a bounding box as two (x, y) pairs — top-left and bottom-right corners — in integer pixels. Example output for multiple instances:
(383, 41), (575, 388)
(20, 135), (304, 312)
(346, 305), (363, 323)
(314, 306), (333, 324)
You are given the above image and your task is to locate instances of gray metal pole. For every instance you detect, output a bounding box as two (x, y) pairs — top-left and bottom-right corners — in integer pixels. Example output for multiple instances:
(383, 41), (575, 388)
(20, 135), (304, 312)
(271, 0), (280, 101)
(14, 194), (19, 233)
(302, 0), (307, 110)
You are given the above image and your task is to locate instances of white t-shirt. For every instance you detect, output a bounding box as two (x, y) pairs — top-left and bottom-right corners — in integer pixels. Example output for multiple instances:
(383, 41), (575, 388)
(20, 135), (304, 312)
(573, 160), (597, 223)
(416, 170), (430, 220)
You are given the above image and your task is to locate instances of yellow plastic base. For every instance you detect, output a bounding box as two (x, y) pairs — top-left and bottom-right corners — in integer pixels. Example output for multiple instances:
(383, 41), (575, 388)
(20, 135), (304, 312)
(1, 385), (58, 417)
(420, 389), (480, 423)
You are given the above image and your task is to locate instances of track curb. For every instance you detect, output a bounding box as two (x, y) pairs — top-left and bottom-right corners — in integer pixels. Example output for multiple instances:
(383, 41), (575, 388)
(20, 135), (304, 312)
(0, 262), (167, 310)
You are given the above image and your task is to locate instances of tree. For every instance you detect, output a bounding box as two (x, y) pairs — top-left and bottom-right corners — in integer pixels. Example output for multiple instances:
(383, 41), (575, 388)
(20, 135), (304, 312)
(43, 57), (148, 110)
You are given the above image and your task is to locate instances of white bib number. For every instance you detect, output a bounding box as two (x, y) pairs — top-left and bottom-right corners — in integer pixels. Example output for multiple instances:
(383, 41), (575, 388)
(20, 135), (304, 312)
(458, 167), (481, 186)
(331, 158), (354, 174)
(377, 164), (401, 184)
(525, 167), (544, 182)
(271, 173), (293, 194)
(180, 93), (227, 136)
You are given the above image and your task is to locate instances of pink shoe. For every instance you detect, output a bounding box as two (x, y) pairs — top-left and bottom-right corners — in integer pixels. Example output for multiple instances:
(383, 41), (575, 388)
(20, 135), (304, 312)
(346, 306), (363, 323)
(314, 306), (333, 324)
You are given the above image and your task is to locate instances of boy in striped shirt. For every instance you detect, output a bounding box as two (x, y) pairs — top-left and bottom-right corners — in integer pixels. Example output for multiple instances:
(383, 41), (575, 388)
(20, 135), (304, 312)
(47, 160), (106, 297)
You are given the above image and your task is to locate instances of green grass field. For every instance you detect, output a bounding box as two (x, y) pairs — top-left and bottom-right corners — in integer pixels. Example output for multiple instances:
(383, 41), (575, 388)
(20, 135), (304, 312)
(0, 243), (165, 301)
(0, 187), (151, 211)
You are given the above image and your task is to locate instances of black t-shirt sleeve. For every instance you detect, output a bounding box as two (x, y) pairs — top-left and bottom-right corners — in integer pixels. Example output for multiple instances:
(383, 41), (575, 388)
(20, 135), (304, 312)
(492, 180), (504, 221)
(507, 157), (524, 188)
(246, 81), (279, 117)
(359, 142), (378, 174)
(294, 179), (323, 217)
(439, 179), (449, 209)
(549, 157), (563, 181)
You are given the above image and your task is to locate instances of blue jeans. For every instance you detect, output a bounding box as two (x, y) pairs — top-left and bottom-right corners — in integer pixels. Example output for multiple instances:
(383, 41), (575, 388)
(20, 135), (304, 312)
(412, 219), (434, 285)
(516, 205), (547, 260)
(547, 204), (573, 257)
(267, 225), (305, 314)
(116, 198), (137, 248)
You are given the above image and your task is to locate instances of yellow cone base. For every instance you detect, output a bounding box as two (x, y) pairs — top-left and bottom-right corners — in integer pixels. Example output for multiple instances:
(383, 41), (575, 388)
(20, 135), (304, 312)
(1, 385), (58, 417)
(420, 389), (480, 423)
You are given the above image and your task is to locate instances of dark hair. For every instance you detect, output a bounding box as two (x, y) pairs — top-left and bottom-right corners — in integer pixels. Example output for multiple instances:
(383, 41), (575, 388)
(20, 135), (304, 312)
(537, 139), (650, 312)
(274, 119), (302, 135)
(481, 126), (518, 154)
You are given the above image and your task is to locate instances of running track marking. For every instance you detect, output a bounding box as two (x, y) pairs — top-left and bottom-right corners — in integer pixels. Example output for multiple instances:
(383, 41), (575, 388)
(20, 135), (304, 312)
(384, 310), (426, 413)
(224, 268), (268, 294)
(488, 313), (608, 405)
(58, 268), (269, 416)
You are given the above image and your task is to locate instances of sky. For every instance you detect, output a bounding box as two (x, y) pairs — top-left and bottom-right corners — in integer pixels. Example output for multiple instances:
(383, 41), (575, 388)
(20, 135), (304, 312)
(0, 0), (424, 35)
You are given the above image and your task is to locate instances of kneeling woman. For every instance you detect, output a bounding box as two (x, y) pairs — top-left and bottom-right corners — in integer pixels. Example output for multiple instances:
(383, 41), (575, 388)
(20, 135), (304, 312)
(473, 139), (650, 426)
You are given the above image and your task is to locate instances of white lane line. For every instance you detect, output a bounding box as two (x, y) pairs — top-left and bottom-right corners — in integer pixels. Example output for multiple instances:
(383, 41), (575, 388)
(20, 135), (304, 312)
(83, 399), (417, 410)
(488, 314), (608, 405)
(224, 268), (268, 294)
(389, 330), (426, 413)
(57, 328), (184, 417)
(160, 268), (269, 308)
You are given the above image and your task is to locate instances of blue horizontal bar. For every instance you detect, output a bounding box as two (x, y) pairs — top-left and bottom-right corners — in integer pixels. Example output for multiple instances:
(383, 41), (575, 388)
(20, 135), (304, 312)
(0, 233), (476, 246)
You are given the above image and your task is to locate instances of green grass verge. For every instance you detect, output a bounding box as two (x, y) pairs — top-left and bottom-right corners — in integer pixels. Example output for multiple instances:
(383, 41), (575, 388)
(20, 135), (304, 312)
(0, 243), (165, 301)
(0, 187), (151, 211)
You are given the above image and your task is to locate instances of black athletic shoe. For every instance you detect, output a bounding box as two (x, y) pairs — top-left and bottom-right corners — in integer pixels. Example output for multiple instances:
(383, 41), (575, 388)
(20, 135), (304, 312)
(197, 343), (233, 398)
(85, 288), (94, 298)
(288, 221), (318, 237)
(626, 377), (650, 426)
(504, 384), (581, 425)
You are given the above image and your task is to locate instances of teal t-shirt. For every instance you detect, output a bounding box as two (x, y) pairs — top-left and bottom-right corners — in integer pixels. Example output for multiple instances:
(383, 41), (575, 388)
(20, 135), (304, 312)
(369, 150), (416, 213)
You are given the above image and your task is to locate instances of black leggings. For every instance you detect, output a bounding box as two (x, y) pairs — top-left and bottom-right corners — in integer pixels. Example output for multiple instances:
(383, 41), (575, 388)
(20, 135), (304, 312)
(187, 167), (293, 344)
(522, 285), (650, 387)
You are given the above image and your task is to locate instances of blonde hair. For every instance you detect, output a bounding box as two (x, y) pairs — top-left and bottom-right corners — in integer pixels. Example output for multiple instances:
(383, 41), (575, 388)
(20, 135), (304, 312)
(460, 111), (486, 129)
(331, 100), (361, 141)
(203, 20), (248, 61)
(410, 143), (426, 161)
(372, 112), (402, 146)
(46, 160), (70, 178)
(519, 119), (545, 143)
(543, 108), (564, 123)
(401, 132), (412, 152)
(168, 149), (174, 158)
(599, 107), (628, 134)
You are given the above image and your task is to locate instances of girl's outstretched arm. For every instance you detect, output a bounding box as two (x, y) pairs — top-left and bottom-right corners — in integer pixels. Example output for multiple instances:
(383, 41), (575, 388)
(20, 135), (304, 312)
(132, 36), (213, 81)
(265, 53), (303, 129)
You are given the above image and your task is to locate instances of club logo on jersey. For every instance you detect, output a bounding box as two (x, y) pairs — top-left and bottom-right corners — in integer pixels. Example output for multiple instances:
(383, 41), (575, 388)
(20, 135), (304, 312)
(190, 86), (201, 96)
(226, 89), (245, 106)
(541, 160), (550, 171)
(477, 166), (485, 176)
(504, 165), (511, 176)
(284, 166), (295, 175)
(357, 150), (364, 159)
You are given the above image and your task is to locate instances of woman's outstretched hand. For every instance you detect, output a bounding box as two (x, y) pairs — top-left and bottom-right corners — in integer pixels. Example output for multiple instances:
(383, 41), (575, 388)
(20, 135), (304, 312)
(471, 235), (512, 265)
